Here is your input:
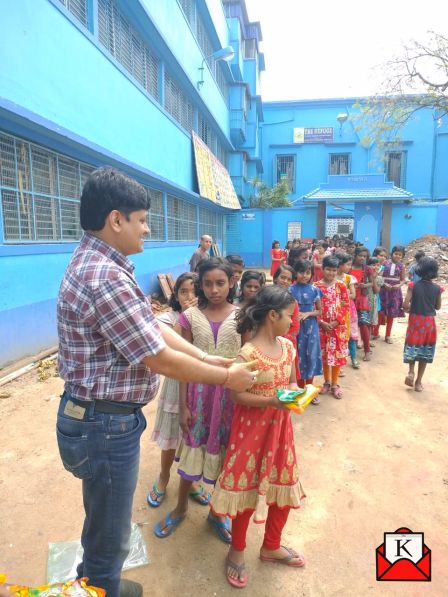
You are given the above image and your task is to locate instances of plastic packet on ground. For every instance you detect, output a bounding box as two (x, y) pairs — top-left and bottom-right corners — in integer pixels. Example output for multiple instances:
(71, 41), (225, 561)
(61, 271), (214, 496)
(276, 384), (320, 413)
(0, 576), (104, 597)
(46, 522), (149, 584)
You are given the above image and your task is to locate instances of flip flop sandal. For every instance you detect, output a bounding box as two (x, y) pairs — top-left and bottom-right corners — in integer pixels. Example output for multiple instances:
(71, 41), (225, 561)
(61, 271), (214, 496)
(385, 337), (393, 344)
(208, 512), (232, 544)
(260, 546), (306, 568)
(331, 385), (343, 400)
(147, 483), (166, 508)
(351, 359), (360, 369)
(363, 352), (372, 362)
(414, 383), (424, 392)
(311, 396), (321, 405)
(338, 368), (346, 377)
(404, 373), (415, 387)
(189, 484), (212, 506)
(226, 557), (248, 589)
(153, 512), (185, 538)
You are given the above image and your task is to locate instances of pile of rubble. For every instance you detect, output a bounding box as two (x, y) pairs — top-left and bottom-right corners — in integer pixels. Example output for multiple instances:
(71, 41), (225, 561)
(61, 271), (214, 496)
(405, 234), (448, 283)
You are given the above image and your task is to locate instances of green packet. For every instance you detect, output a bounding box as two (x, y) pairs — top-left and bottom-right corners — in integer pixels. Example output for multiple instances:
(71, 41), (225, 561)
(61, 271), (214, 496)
(276, 388), (306, 403)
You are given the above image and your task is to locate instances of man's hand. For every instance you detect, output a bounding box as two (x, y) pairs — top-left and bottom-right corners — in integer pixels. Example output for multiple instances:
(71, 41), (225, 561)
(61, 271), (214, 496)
(225, 360), (259, 392)
(205, 355), (235, 367)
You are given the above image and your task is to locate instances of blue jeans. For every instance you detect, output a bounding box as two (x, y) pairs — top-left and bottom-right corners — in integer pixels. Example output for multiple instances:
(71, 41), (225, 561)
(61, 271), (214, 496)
(56, 391), (147, 597)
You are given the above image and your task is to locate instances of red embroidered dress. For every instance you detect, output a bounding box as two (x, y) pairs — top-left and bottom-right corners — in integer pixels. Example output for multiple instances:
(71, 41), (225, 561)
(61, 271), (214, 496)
(210, 337), (305, 518)
(315, 280), (350, 367)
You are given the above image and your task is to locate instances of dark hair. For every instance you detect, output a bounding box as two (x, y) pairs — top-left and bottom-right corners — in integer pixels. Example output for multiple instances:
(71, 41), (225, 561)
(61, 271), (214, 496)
(367, 257), (379, 266)
(391, 245), (405, 256)
(241, 270), (265, 290)
(273, 264), (295, 282)
(285, 240), (293, 249)
(287, 246), (308, 266)
(272, 239), (280, 248)
(416, 256), (438, 280)
(414, 250), (425, 261)
(294, 260), (312, 274)
(169, 272), (197, 312)
(354, 245), (370, 258)
(373, 246), (387, 257)
(80, 167), (151, 231)
(322, 255), (339, 269)
(334, 252), (352, 265)
(225, 254), (245, 267)
(196, 257), (235, 306)
(237, 285), (295, 334)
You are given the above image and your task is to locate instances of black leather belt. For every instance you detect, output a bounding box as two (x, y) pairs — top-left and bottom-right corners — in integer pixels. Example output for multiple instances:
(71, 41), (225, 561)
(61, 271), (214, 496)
(68, 396), (141, 415)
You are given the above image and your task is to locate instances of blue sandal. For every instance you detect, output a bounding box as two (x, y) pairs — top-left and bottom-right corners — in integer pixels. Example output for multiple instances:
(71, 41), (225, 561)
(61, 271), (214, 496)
(154, 513), (185, 538)
(189, 484), (212, 506)
(147, 483), (166, 508)
(207, 512), (232, 544)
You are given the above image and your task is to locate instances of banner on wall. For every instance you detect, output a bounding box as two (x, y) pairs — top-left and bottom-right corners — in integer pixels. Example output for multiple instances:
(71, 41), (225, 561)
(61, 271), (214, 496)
(293, 127), (333, 144)
(192, 132), (241, 210)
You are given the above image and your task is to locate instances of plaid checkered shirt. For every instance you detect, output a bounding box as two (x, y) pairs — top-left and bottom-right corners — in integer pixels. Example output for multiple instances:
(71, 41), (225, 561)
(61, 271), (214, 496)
(57, 233), (165, 403)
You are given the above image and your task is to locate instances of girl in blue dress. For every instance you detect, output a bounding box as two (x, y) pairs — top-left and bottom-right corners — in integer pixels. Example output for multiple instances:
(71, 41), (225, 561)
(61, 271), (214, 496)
(290, 260), (323, 403)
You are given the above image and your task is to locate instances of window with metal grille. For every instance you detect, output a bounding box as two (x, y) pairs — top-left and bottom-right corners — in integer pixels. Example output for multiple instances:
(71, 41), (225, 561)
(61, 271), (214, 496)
(58, 0), (89, 27)
(164, 71), (194, 132)
(167, 195), (197, 241)
(329, 153), (350, 175)
(385, 152), (406, 188)
(98, 0), (160, 100)
(199, 113), (220, 157)
(177, 0), (228, 101)
(216, 139), (227, 167)
(199, 207), (218, 241)
(275, 155), (295, 193)
(244, 39), (257, 59)
(146, 188), (165, 241)
(0, 131), (94, 242)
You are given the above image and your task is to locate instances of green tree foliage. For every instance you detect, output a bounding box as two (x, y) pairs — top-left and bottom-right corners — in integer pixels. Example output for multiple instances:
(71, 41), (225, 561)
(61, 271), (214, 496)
(352, 31), (448, 153)
(249, 178), (292, 208)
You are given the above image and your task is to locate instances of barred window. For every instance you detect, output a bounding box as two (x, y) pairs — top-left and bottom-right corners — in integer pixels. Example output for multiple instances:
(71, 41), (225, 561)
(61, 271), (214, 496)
(58, 0), (89, 27)
(199, 207), (222, 241)
(0, 132), (94, 242)
(275, 155), (295, 193)
(165, 72), (194, 131)
(329, 153), (350, 175)
(146, 188), (165, 241)
(385, 152), (406, 188)
(216, 139), (227, 166)
(167, 195), (197, 240)
(177, 0), (228, 101)
(98, 0), (160, 100)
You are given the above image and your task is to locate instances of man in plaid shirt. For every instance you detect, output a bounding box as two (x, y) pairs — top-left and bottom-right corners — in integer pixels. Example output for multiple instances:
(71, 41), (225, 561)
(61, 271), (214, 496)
(57, 168), (257, 597)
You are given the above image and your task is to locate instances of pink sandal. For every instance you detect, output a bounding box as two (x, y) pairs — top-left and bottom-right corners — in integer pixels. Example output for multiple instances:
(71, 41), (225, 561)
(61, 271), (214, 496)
(331, 384), (343, 399)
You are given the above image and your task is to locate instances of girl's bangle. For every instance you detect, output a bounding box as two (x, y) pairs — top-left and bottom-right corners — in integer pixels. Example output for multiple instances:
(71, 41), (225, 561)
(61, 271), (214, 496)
(222, 368), (230, 386)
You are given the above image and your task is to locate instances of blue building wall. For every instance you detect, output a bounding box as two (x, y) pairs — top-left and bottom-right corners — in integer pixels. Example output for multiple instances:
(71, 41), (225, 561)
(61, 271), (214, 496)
(260, 99), (448, 202)
(0, 0), (258, 368)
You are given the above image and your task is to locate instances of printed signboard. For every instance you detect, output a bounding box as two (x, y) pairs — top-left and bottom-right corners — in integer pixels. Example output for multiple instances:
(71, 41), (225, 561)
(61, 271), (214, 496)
(192, 132), (241, 210)
(293, 127), (334, 144)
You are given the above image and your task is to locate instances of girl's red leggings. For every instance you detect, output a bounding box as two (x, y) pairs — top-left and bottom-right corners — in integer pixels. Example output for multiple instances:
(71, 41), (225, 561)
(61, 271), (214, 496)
(231, 504), (290, 551)
(372, 313), (393, 337)
(298, 377), (314, 388)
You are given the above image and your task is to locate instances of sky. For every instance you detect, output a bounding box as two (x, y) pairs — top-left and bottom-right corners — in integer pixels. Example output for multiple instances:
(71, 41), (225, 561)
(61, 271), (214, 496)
(244, 0), (448, 101)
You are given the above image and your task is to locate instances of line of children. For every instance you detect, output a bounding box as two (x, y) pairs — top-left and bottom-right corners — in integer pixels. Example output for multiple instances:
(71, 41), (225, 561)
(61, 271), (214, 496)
(147, 239), (442, 590)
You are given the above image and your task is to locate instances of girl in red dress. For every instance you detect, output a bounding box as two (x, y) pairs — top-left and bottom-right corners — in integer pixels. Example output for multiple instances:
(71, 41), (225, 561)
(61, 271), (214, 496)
(315, 255), (350, 399)
(270, 240), (285, 277)
(210, 285), (306, 589)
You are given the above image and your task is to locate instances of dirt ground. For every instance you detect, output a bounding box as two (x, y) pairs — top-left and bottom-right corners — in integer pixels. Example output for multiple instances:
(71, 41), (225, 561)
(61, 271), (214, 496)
(1, 297), (448, 596)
